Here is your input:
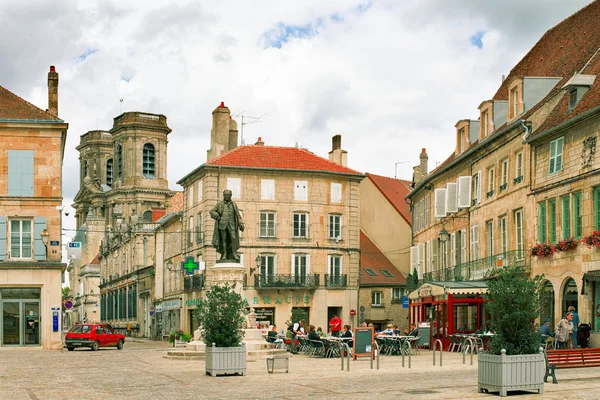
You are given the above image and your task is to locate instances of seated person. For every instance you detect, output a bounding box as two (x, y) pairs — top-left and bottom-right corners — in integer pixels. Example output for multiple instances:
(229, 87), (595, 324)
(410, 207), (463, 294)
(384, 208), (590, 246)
(407, 323), (418, 337)
(539, 321), (555, 344)
(340, 324), (354, 348)
(392, 324), (401, 336)
(316, 327), (324, 337)
(380, 323), (394, 336)
(307, 325), (321, 342)
(267, 325), (279, 343)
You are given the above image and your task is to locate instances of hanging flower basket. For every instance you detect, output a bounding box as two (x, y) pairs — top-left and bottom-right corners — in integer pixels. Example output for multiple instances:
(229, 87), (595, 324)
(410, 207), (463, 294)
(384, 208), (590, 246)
(583, 231), (600, 248)
(529, 243), (554, 259)
(555, 237), (579, 252)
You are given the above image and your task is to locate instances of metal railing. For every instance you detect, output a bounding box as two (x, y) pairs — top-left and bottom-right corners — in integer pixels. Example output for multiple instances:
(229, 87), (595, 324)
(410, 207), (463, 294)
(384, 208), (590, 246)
(324, 274), (348, 288)
(183, 274), (204, 292)
(423, 250), (529, 282)
(254, 274), (320, 289)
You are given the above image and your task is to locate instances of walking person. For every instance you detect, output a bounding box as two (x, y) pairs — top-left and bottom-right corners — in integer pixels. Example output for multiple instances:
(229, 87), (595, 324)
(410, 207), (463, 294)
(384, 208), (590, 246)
(568, 306), (580, 348)
(289, 320), (305, 354)
(555, 312), (574, 349)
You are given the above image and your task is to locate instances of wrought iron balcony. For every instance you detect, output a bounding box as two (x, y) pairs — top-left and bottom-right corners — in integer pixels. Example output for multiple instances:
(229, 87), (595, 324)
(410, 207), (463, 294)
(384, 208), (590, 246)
(324, 274), (348, 288)
(499, 183), (508, 192)
(513, 175), (523, 185)
(254, 274), (320, 289)
(423, 250), (529, 282)
(183, 274), (204, 292)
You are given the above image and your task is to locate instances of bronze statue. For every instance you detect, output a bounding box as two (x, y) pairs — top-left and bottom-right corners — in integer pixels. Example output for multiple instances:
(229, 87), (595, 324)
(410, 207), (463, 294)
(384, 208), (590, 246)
(210, 189), (244, 262)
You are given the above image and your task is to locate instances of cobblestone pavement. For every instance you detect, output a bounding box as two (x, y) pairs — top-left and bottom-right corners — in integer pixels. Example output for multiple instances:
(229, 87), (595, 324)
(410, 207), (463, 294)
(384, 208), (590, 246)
(1, 340), (600, 400)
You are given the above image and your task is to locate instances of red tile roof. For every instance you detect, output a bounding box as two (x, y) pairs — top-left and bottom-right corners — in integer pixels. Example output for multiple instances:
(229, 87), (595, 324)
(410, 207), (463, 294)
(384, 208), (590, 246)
(0, 85), (59, 120)
(168, 192), (184, 213)
(360, 231), (406, 286)
(492, 1), (600, 102)
(206, 145), (363, 175)
(366, 173), (412, 225)
(90, 254), (100, 265)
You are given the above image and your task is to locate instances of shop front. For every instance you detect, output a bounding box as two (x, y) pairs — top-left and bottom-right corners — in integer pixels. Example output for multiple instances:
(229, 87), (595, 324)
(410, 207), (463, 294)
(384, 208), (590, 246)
(161, 297), (182, 338)
(408, 281), (488, 350)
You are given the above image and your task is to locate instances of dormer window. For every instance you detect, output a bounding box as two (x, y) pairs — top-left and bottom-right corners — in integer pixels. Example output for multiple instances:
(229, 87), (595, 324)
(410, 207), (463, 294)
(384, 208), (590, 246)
(569, 89), (578, 110)
(511, 87), (519, 117)
(482, 110), (489, 137)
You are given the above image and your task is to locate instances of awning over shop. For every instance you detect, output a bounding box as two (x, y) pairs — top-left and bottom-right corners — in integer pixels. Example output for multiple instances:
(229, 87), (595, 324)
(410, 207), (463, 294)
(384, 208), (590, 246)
(409, 281), (489, 300)
(583, 270), (600, 282)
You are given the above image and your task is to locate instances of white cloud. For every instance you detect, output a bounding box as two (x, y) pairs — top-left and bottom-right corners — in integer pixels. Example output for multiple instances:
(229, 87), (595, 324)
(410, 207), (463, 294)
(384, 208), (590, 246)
(0, 0), (593, 209)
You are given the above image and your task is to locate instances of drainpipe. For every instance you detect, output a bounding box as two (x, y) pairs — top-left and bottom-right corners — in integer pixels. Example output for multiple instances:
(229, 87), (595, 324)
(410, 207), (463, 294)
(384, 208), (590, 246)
(520, 120), (531, 144)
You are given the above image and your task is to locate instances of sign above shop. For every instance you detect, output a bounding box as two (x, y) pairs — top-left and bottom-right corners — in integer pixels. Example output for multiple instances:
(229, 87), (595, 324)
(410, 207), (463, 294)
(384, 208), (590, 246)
(419, 285), (432, 297)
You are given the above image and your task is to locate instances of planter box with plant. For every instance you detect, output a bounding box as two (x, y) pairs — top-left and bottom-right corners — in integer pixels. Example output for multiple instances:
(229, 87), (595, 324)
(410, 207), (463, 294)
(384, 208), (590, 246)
(193, 283), (248, 376)
(168, 330), (192, 347)
(478, 265), (545, 397)
(555, 237), (579, 253)
(583, 231), (600, 248)
(529, 243), (554, 259)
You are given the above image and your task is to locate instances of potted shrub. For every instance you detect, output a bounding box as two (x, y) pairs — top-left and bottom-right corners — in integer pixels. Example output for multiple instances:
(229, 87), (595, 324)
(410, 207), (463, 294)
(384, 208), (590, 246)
(478, 265), (545, 397)
(168, 330), (193, 347)
(193, 283), (248, 376)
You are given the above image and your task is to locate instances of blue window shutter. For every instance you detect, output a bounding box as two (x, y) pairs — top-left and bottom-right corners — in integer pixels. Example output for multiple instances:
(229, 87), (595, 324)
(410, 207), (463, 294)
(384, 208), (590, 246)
(8, 150), (34, 197)
(0, 216), (6, 261)
(34, 216), (47, 261)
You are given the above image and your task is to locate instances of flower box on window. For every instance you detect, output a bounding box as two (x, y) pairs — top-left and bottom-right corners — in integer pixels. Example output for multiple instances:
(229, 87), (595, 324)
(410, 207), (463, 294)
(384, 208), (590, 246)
(529, 243), (554, 259)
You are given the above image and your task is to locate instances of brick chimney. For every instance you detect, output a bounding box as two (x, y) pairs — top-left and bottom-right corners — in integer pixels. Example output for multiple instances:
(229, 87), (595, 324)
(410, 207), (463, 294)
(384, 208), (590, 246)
(328, 134), (347, 166)
(255, 137), (264, 146)
(419, 148), (428, 178)
(207, 102), (233, 162)
(47, 65), (58, 117)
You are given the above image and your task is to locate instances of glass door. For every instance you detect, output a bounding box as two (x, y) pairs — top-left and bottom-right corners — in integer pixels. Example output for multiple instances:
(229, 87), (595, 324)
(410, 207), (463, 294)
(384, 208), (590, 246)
(24, 302), (40, 345)
(2, 302), (20, 345)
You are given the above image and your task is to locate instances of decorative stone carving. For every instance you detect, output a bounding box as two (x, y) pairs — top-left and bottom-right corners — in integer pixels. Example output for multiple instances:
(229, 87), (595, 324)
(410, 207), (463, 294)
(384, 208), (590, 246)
(582, 136), (597, 168)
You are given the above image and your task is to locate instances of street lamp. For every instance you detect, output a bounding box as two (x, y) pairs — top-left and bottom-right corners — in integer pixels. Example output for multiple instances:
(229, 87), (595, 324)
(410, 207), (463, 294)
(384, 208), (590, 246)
(41, 229), (50, 257)
(438, 227), (450, 243)
(166, 260), (174, 272)
(250, 255), (262, 276)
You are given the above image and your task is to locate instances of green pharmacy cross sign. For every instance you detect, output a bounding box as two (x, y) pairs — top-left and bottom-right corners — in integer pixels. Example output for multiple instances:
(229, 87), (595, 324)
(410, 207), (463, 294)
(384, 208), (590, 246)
(182, 256), (199, 275)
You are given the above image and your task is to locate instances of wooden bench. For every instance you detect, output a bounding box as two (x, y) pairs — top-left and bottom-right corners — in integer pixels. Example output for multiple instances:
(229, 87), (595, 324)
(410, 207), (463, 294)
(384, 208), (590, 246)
(544, 348), (600, 383)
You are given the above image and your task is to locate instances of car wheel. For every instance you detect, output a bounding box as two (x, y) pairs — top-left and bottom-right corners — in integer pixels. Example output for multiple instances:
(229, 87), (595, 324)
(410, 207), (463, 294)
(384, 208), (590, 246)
(67, 347), (74, 351)
(116, 339), (124, 350)
(91, 341), (99, 351)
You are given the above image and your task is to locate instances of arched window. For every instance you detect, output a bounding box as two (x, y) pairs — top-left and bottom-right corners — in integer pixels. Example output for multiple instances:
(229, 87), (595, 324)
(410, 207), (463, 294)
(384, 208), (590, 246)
(117, 145), (123, 179)
(143, 210), (153, 221)
(562, 278), (578, 316)
(83, 161), (88, 178)
(541, 280), (555, 327)
(106, 159), (113, 187)
(143, 143), (155, 178)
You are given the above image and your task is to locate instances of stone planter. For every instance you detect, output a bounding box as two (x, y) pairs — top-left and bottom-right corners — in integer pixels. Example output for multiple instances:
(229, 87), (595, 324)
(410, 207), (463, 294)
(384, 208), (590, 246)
(174, 339), (187, 348)
(205, 344), (247, 376)
(478, 349), (544, 397)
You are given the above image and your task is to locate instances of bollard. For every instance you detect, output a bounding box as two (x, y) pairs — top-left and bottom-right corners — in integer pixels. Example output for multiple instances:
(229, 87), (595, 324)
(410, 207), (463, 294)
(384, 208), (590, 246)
(401, 339), (412, 368)
(370, 341), (380, 370)
(340, 342), (350, 372)
(433, 339), (443, 366)
(462, 337), (474, 365)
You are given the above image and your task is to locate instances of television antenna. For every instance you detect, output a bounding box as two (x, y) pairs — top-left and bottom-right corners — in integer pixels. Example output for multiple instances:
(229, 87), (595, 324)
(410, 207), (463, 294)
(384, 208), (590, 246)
(232, 111), (267, 144)
(394, 161), (410, 179)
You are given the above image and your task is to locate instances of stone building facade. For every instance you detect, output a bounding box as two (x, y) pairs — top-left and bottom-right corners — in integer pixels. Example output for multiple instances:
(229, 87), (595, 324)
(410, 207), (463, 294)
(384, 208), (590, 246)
(72, 112), (179, 337)
(0, 66), (68, 349)
(358, 173), (411, 330)
(407, 1), (600, 340)
(172, 103), (365, 334)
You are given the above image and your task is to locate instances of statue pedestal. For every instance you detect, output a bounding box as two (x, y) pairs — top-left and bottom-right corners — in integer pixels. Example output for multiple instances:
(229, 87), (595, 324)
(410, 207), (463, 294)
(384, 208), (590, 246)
(206, 262), (245, 294)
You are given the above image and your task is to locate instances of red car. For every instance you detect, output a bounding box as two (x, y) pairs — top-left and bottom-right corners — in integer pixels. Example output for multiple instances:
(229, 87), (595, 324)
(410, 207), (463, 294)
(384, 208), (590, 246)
(65, 323), (125, 351)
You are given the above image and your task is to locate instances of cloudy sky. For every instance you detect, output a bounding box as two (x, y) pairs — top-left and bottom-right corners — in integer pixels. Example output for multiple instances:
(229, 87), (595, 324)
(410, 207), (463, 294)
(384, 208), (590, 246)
(0, 0), (594, 244)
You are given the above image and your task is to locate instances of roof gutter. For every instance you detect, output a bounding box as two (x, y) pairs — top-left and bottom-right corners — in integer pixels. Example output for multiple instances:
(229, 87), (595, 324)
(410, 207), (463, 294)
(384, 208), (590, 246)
(525, 104), (600, 144)
(0, 118), (65, 123)
(407, 119), (522, 198)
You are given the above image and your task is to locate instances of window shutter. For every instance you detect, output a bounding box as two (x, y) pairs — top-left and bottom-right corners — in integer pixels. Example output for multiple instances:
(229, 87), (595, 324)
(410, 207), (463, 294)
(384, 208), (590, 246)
(8, 150), (34, 197)
(294, 180), (308, 201)
(305, 253), (311, 274)
(331, 183), (342, 203)
(434, 188), (447, 218)
(410, 246), (419, 274)
(431, 239), (438, 271)
(457, 176), (472, 208)
(227, 177), (241, 199)
(188, 185), (194, 207)
(446, 182), (458, 213)
(556, 137), (564, 172)
(198, 181), (203, 202)
(418, 243), (425, 279)
(34, 216), (47, 261)
(461, 229), (467, 263)
(450, 233), (456, 267)
(261, 179), (275, 200)
(425, 241), (430, 274)
(476, 172), (482, 203)
(0, 216), (6, 261)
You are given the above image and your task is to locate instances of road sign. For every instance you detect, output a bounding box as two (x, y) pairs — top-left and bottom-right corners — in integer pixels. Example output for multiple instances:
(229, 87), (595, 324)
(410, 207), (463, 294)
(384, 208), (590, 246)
(350, 309), (356, 316)
(67, 242), (82, 260)
(64, 300), (73, 310)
